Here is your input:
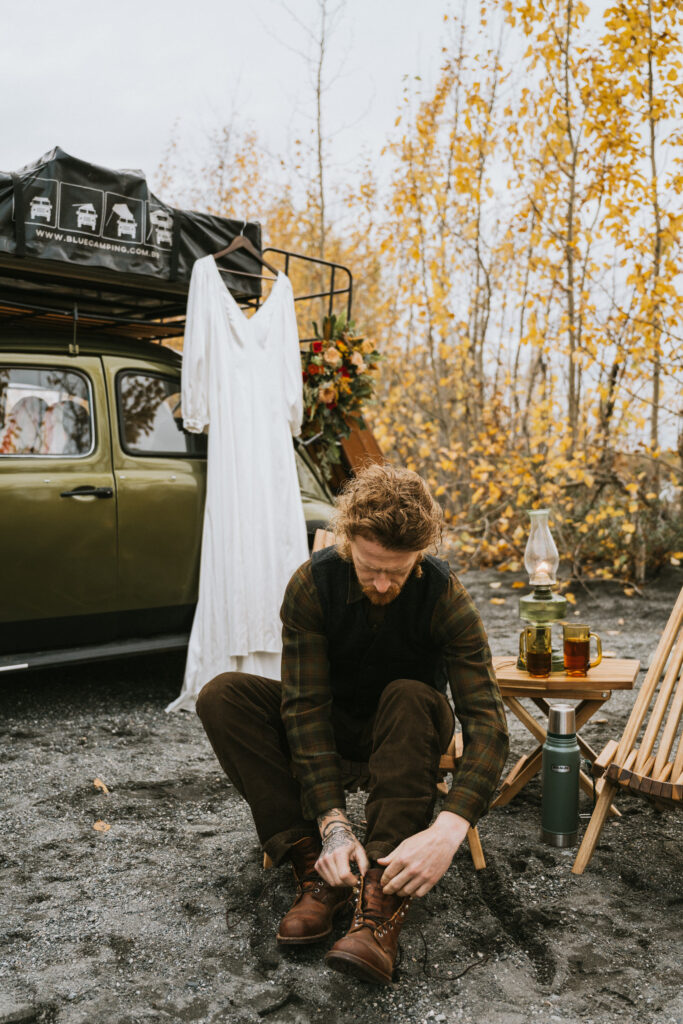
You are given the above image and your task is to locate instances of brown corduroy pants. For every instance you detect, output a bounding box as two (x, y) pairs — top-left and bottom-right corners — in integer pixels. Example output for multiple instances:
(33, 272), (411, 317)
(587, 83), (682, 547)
(195, 673), (454, 866)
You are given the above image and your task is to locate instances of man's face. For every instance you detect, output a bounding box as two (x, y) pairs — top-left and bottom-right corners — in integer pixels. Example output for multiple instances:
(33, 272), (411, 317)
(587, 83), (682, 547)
(349, 533), (421, 606)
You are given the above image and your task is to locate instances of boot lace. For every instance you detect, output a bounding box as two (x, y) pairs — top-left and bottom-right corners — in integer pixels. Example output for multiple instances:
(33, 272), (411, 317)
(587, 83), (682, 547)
(354, 871), (400, 929)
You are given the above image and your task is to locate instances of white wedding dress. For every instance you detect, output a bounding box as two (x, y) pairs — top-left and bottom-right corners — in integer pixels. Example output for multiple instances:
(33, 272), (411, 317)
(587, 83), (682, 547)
(166, 256), (309, 712)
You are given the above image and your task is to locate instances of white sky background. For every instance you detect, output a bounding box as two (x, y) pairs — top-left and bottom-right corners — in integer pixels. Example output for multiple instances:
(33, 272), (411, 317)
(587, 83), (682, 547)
(1, 0), (453, 206)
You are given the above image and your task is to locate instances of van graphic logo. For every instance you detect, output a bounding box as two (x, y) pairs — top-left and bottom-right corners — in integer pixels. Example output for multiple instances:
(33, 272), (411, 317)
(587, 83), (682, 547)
(108, 203), (137, 239)
(16, 177), (59, 228)
(74, 203), (97, 231)
(147, 207), (174, 248)
(58, 183), (102, 235)
(30, 196), (53, 221)
(102, 192), (144, 244)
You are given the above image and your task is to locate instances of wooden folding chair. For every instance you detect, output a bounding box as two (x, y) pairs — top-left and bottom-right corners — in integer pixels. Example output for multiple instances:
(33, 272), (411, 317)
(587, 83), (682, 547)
(572, 586), (683, 874)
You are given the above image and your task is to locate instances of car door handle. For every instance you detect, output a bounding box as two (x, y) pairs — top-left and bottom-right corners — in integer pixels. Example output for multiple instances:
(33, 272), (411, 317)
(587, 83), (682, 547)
(60, 486), (114, 499)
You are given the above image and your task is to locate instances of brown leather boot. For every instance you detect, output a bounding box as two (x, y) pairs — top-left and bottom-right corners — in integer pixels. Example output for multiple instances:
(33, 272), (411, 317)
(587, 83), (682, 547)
(276, 836), (352, 945)
(324, 867), (411, 984)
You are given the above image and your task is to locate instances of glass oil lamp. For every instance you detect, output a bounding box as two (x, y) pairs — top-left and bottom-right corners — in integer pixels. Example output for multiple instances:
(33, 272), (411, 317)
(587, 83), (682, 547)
(518, 509), (567, 671)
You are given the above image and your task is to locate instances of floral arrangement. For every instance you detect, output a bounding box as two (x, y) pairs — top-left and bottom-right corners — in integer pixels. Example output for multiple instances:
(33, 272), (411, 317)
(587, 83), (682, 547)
(300, 313), (380, 479)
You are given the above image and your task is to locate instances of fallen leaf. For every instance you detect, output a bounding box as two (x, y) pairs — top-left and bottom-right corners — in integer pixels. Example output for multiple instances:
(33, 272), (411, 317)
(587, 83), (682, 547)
(489, 597), (507, 605)
(623, 587), (635, 597)
(93, 820), (111, 832)
(603, 650), (617, 657)
(617, 618), (624, 625)
(565, 592), (576, 605)
(511, 581), (526, 589)
(93, 778), (110, 795)
(489, 581), (502, 589)
(593, 718), (608, 724)
(607, 629), (621, 636)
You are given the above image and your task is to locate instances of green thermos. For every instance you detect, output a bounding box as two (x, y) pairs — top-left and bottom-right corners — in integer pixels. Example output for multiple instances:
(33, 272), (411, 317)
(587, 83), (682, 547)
(542, 704), (580, 847)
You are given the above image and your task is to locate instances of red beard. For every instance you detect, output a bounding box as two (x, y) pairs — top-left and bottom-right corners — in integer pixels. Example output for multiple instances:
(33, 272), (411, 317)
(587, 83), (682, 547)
(361, 582), (402, 606)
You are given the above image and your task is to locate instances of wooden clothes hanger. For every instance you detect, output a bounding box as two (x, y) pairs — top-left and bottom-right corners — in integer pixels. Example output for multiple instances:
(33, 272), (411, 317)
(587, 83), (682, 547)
(212, 221), (280, 277)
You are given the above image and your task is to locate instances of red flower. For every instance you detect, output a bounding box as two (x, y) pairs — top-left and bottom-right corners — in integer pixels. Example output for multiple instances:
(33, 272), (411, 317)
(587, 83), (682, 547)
(326, 401), (338, 410)
(340, 366), (350, 378)
(312, 341), (323, 353)
(307, 363), (320, 376)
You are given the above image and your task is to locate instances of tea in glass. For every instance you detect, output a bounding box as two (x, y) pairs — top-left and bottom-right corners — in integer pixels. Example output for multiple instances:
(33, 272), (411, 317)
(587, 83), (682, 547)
(519, 625), (552, 678)
(563, 624), (602, 676)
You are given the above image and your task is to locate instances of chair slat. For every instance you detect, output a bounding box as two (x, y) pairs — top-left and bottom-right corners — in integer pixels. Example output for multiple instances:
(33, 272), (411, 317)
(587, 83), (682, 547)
(637, 631), (683, 770)
(592, 739), (618, 777)
(672, 730), (683, 781)
(652, 659), (683, 777)
(615, 588), (683, 766)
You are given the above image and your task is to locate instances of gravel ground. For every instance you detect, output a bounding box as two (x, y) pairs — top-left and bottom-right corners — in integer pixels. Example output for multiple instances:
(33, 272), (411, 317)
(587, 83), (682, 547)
(1, 566), (682, 1024)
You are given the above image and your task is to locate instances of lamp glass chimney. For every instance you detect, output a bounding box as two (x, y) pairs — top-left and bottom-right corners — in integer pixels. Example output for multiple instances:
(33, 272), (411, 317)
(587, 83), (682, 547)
(524, 509), (559, 587)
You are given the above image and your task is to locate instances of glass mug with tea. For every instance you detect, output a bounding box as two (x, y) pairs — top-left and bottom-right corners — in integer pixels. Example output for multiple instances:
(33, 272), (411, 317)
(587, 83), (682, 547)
(519, 625), (552, 678)
(563, 623), (602, 676)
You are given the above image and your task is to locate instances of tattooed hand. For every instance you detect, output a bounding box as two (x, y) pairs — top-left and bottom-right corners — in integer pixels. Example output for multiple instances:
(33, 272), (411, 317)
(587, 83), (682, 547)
(315, 808), (369, 887)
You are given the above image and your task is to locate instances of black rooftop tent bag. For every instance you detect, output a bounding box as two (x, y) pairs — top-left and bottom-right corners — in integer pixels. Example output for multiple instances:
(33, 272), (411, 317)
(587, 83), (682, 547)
(0, 147), (262, 320)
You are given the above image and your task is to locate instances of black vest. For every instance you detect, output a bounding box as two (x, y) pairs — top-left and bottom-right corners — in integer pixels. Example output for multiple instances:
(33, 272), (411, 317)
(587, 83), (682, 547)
(310, 547), (450, 717)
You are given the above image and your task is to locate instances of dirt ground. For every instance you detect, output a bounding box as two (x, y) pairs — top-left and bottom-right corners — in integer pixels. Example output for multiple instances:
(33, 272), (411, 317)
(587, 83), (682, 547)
(1, 566), (682, 1024)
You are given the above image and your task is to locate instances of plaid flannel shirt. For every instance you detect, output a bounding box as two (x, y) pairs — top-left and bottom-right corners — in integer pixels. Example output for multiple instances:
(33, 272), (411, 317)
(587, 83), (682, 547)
(280, 557), (509, 825)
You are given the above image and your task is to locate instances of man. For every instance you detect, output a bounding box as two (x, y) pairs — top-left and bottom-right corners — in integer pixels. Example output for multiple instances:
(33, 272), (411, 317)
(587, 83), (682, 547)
(196, 463), (508, 985)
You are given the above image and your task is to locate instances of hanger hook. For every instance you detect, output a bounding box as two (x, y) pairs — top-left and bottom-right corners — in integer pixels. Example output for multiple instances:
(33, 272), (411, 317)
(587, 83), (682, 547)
(239, 219), (246, 237)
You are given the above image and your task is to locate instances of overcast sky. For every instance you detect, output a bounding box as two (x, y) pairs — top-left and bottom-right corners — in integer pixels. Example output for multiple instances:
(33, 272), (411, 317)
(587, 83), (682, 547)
(2, 0), (452, 200)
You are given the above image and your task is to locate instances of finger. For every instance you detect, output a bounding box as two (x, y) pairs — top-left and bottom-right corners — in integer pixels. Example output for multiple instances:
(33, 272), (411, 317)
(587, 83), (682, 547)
(314, 857), (336, 887)
(331, 849), (356, 888)
(376, 855), (391, 865)
(393, 876), (424, 898)
(338, 866), (357, 886)
(353, 843), (370, 877)
(381, 865), (413, 895)
(316, 852), (347, 888)
(379, 859), (403, 889)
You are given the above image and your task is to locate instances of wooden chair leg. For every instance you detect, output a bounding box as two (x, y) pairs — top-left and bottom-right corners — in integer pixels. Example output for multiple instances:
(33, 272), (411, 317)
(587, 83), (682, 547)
(571, 778), (618, 874)
(467, 826), (486, 870)
(263, 852), (274, 869)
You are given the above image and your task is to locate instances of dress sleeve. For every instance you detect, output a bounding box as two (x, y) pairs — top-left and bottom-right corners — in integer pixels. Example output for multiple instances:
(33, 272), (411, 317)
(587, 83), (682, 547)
(181, 258), (212, 433)
(280, 277), (304, 437)
(431, 573), (509, 826)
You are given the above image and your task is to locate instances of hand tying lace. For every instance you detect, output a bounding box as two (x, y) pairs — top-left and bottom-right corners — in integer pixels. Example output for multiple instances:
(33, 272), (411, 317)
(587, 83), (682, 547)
(316, 807), (369, 887)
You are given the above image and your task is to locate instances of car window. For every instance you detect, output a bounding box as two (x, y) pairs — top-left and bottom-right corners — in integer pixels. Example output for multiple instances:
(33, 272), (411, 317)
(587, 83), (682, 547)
(117, 371), (207, 458)
(295, 450), (331, 502)
(0, 366), (93, 457)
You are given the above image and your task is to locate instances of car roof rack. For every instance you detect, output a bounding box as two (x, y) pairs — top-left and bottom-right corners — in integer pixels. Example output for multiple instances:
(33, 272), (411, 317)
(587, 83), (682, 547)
(0, 248), (353, 345)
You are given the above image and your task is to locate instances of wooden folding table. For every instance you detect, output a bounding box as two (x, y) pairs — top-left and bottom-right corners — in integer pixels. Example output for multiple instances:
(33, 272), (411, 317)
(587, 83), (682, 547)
(491, 656), (641, 813)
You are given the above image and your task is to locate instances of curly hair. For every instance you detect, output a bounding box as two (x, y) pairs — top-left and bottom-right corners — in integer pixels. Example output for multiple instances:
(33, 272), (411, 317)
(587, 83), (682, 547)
(331, 462), (443, 557)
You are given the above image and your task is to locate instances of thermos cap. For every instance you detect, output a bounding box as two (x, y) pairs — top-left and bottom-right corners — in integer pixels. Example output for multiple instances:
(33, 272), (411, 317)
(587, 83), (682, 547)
(548, 703), (576, 736)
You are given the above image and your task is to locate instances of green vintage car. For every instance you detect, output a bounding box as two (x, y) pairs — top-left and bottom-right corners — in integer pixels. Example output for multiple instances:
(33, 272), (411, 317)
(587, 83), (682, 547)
(0, 330), (334, 673)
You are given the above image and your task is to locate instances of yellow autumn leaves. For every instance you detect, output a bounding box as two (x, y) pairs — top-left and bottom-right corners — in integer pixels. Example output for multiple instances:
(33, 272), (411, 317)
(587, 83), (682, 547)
(158, 1), (681, 582)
